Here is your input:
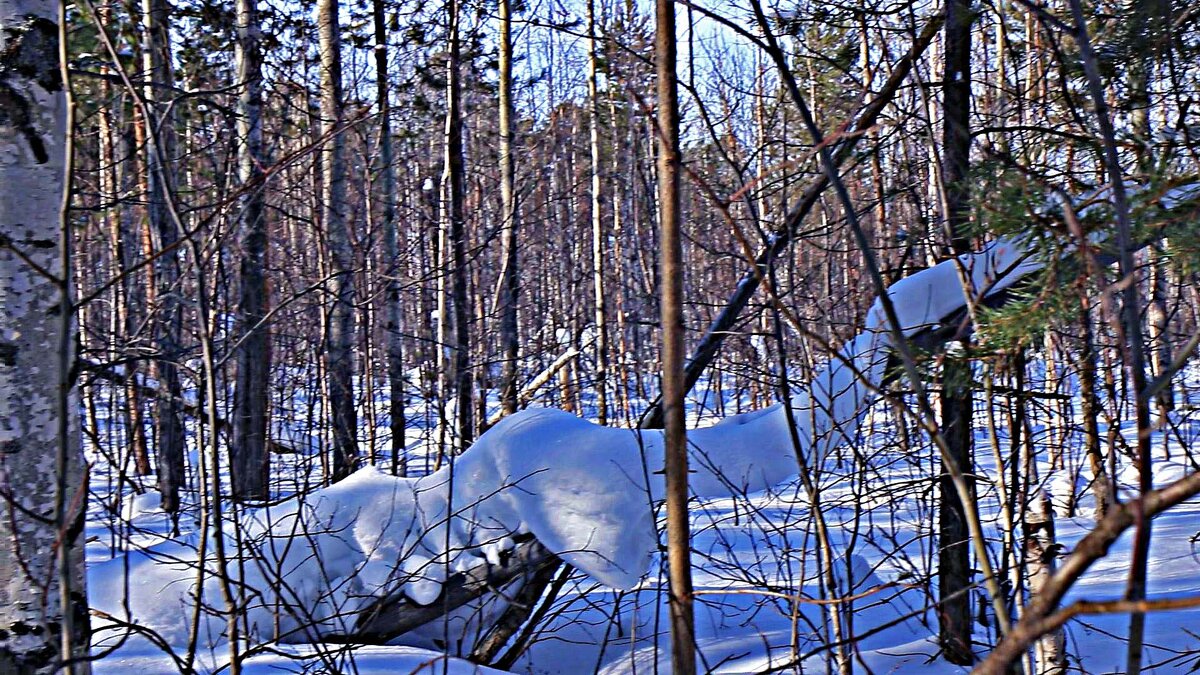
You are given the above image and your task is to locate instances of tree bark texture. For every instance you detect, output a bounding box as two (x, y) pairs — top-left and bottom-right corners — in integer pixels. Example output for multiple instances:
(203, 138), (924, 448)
(142, 0), (186, 514)
(938, 0), (975, 663)
(318, 0), (359, 481)
(497, 0), (520, 420)
(655, 1), (696, 672)
(587, 0), (609, 426)
(231, 0), (270, 501)
(0, 4), (90, 672)
(373, 0), (406, 475)
(1025, 492), (1066, 675)
(445, 0), (473, 451)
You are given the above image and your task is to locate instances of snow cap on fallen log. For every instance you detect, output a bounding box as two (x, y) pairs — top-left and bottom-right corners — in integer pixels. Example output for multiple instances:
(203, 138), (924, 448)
(87, 231), (1051, 655)
(236, 233), (1049, 624)
(90, 228), (1059, 657)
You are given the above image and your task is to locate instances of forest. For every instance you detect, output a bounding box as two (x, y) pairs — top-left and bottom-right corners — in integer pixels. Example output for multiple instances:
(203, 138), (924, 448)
(1, 0), (1199, 673)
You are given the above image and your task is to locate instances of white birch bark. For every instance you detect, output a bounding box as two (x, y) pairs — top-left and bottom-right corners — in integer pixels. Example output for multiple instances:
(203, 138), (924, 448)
(586, 0), (609, 426)
(0, 3), (89, 671)
(1026, 491), (1066, 675)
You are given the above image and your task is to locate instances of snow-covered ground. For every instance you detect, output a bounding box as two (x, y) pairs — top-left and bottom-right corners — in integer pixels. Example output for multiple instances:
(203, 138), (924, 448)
(80, 233), (1200, 673)
(84, 379), (1200, 673)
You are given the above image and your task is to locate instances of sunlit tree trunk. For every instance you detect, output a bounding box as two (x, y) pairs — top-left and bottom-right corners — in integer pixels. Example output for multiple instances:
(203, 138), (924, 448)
(587, 0), (609, 425)
(0, 5), (90, 671)
(231, 0), (270, 501)
(1025, 493), (1066, 675)
(497, 0), (520, 419)
(318, 0), (358, 481)
(143, 0), (186, 516)
(656, 0), (695, 672)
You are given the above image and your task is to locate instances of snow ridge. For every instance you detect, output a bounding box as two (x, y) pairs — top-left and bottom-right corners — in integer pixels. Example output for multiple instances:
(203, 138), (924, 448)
(105, 185), (1181, 652)
(229, 234), (1047, 641)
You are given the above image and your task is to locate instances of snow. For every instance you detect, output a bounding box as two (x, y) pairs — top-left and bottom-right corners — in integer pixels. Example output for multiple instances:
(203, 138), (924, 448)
(92, 232), (1045, 665)
(84, 186), (1200, 672)
(90, 405), (799, 650)
(94, 643), (504, 675)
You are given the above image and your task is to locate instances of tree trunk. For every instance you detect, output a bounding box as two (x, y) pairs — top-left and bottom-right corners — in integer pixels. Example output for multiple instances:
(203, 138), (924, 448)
(373, 0), (406, 475)
(587, 0), (610, 425)
(143, 0), (186, 516)
(318, 0), (358, 482)
(445, 0), (473, 451)
(96, 22), (150, 477)
(441, 0), (472, 451)
(938, 0), (976, 663)
(1025, 492), (1066, 675)
(655, 1), (696, 672)
(977, 470), (1200, 675)
(497, 0), (520, 419)
(0, 5), (91, 672)
(231, 0), (270, 501)
(1078, 294), (1109, 519)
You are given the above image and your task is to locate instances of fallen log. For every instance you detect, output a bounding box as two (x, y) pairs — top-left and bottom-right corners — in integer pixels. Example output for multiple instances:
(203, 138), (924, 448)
(324, 536), (558, 645)
(485, 347), (581, 428)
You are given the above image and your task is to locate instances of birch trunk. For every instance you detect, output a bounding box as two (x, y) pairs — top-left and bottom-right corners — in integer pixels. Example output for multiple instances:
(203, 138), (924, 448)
(1026, 492), (1066, 675)
(587, 0), (609, 426)
(0, 4), (90, 671)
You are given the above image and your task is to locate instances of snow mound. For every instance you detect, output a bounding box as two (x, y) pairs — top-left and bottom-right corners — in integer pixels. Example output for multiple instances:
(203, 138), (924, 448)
(97, 228), (1050, 650)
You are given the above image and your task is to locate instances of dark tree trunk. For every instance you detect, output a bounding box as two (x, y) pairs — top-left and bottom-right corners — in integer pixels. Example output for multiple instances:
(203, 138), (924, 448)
(231, 0), (270, 502)
(373, 0), (406, 476)
(938, 0), (975, 663)
(445, 0), (473, 451)
(143, 0), (186, 517)
(318, 0), (358, 481)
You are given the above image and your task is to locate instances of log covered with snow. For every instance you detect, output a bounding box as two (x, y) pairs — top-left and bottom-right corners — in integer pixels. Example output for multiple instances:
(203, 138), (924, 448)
(91, 182), (1200, 650)
(228, 234), (1047, 643)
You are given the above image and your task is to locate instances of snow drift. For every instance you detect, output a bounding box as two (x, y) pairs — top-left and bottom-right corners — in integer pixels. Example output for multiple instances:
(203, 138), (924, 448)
(89, 229), (1049, 657)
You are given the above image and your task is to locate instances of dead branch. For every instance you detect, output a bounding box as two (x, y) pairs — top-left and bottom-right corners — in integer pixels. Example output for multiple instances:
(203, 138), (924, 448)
(973, 469), (1200, 674)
